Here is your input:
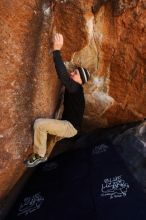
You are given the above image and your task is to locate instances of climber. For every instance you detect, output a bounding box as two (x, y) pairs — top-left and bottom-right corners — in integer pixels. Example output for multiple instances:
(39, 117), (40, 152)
(25, 33), (90, 167)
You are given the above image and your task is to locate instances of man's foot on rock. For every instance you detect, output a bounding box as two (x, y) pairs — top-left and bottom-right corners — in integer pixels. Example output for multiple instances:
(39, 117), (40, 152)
(24, 153), (48, 168)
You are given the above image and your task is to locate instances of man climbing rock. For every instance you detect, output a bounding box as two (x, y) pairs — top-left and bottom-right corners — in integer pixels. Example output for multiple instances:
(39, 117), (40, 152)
(25, 33), (90, 167)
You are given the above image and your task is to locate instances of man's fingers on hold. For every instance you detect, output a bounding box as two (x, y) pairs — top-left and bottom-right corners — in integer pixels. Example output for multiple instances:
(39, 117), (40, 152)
(55, 35), (59, 41)
(57, 36), (61, 41)
(59, 34), (63, 39)
(57, 33), (60, 38)
(54, 33), (58, 40)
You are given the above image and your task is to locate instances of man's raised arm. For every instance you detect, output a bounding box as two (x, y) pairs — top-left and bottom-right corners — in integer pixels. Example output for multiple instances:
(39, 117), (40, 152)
(53, 33), (79, 92)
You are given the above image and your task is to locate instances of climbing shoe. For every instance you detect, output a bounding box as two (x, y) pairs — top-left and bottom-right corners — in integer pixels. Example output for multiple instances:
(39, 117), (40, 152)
(24, 153), (48, 168)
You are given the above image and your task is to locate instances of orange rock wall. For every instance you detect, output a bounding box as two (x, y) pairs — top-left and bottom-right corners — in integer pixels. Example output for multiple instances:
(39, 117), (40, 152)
(0, 0), (146, 199)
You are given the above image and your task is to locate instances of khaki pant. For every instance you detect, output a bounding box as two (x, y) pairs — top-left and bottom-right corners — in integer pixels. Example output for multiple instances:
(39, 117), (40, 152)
(33, 118), (77, 157)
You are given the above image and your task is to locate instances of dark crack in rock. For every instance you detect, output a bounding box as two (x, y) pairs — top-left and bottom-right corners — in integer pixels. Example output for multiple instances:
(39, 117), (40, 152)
(92, 0), (109, 14)
(112, 0), (139, 16)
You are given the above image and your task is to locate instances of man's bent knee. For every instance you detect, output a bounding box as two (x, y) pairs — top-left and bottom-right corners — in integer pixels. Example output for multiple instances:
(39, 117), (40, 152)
(34, 118), (45, 130)
(64, 121), (78, 137)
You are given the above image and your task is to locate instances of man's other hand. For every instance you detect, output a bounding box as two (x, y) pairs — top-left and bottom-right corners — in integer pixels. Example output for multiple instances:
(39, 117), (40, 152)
(53, 33), (64, 50)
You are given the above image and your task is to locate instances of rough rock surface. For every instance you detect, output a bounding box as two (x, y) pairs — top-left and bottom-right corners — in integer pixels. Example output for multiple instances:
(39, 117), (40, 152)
(0, 0), (146, 200)
(113, 121), (146, 191)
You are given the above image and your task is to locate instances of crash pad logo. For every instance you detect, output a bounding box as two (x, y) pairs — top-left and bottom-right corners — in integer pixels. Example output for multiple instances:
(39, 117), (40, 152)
(101, 175), (129, 199)
(92, 144), (109, 155)
(17, 192), (44, 216)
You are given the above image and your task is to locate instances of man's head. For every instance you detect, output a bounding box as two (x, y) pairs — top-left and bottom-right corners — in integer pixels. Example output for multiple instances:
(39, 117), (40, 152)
(69, 67), (90, 85)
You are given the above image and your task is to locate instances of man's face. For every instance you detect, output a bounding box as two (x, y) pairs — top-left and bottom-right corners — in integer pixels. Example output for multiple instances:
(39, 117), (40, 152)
(69, 69), (82, 84)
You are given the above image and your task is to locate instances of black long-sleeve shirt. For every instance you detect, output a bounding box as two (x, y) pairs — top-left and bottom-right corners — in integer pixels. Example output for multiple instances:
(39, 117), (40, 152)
(53, 50), (85, 131)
